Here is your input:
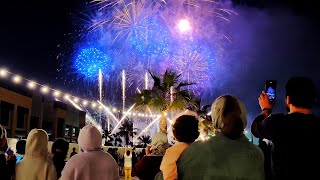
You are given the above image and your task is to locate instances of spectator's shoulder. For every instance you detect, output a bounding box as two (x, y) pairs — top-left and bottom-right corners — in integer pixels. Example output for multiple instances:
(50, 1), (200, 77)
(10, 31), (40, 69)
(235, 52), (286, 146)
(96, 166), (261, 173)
(266, 113), (286, 121)
(180, 140), (207, 157)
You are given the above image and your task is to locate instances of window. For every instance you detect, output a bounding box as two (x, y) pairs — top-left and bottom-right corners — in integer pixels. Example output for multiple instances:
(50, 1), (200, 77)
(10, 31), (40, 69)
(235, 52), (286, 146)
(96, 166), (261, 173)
(0, 101), (13, 127)
(17, 106), (28, 129)
(57, 118), (64, 138)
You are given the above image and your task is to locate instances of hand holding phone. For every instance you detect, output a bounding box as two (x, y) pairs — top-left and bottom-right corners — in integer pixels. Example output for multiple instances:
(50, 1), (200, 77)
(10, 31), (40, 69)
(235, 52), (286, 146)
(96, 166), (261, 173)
(265, 80), (277, 102)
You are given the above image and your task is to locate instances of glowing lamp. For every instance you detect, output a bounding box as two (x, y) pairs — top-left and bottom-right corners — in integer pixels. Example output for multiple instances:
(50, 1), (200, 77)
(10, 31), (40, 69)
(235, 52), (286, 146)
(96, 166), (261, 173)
(74, 98), (79, 103)
(41, 86), (49, 94)
(178, 19), (191, 32)
(64, 94), (70, 99)
(13, 75), (22, 83)
(91, 102), (97, 108)
(53, 90), (61, 97)
(82, 100), (88, 106)
(0, 69), (8, 77)
(112, 108), (117, 112)
(27, 81), (36, 89)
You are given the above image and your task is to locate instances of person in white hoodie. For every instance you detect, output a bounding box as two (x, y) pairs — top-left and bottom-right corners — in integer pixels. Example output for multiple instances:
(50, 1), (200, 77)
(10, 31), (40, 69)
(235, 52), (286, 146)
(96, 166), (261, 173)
(15, 129), (57, 180)
(60, 125), (119, 180)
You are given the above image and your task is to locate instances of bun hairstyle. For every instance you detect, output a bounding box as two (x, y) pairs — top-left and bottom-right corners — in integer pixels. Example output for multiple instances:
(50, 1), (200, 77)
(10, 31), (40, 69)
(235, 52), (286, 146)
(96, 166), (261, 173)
(211, 95), (247, 139)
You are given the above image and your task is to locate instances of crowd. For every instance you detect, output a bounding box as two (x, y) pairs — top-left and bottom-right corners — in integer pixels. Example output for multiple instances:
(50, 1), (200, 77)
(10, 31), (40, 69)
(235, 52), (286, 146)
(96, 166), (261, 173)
(0, 76), (320, 180)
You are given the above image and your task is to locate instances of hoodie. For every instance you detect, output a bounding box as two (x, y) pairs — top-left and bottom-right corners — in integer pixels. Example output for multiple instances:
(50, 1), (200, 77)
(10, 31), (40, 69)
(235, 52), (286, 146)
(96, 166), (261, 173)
(60, 125), (119, 180)
(15, 129), (57, 180)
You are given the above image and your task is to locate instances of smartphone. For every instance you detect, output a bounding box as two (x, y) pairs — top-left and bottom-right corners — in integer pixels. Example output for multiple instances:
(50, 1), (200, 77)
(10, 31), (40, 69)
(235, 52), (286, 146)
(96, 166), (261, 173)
(265, 80), (277, 102)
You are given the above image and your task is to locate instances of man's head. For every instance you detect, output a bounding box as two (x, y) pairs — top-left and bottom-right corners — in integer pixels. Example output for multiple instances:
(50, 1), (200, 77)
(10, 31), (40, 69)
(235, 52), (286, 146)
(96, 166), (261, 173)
(285, 77), (316, 111)
(0, 124), (8, 152)
(52, 139), (69, 159)
(173, 115), (199, 143)
(72, 147), (76, 151)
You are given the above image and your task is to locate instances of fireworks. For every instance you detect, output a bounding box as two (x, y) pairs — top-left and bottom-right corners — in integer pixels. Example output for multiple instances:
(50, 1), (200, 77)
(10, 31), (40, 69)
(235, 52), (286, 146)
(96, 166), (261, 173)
(73, 47), (111, 81)
(60, 0), (236, 98)
(162, 44), (214, 92)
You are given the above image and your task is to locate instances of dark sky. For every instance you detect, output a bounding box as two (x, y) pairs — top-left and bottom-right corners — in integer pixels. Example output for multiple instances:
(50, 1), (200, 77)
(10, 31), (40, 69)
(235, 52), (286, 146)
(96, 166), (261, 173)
(0, 0), (319, 121)
(0, 0), (81, 85)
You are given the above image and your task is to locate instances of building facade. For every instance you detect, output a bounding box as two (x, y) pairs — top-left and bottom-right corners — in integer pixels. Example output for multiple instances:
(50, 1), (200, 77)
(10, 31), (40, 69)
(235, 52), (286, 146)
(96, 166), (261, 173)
(0, 82), (86, 142)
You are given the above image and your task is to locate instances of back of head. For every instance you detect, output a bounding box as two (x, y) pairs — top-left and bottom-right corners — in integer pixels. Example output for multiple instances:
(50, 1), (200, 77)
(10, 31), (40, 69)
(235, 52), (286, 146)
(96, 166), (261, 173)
(286, 76), (316, 109)
(173, 115), (199, 143)
(52, 139), (69, 153)
(78, 125), (102, 151)
(25, 129), (49, 158)
(0, 124), (8, 151)
(150, 132), (169, 155)
(126, 150), (130, 156)
(16, 139), (26, 155)
(52, 138), (69, 160)
(211, 95), (247, 139)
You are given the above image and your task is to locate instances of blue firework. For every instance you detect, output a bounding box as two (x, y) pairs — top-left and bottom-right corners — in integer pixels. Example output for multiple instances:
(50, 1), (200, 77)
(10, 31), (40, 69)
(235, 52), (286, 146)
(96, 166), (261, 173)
(73, 47), (111, 81)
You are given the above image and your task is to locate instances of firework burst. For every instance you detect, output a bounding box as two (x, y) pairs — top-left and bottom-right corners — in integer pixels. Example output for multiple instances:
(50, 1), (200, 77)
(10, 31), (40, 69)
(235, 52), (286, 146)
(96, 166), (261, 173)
(73, 47), (112, 81)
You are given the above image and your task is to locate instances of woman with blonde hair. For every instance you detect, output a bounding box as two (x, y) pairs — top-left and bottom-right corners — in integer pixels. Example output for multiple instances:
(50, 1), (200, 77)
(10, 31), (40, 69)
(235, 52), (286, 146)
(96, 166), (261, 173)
(177, 95), (264, 180)
(15, 129), (57, 180)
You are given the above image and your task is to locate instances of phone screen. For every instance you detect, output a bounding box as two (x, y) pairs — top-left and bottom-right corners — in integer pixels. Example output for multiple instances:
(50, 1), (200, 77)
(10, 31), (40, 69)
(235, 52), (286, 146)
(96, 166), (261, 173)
(265, 80), (276, 102)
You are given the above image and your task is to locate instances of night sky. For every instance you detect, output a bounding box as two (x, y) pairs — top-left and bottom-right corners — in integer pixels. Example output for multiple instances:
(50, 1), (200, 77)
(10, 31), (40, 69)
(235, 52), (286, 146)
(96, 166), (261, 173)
(0, 0), (319, 122)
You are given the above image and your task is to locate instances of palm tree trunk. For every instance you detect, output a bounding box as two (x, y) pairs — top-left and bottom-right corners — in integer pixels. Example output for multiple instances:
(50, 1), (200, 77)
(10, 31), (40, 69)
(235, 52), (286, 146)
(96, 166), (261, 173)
(160, 112), (167, 134)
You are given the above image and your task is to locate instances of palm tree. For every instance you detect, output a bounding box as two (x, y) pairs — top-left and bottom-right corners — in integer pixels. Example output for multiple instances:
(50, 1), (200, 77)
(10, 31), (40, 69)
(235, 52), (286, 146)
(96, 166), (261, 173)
(197, 105), (214, 138)
(113, 134), (123, 147)
(116, 119), (138, 146)
(138, 135), (151, 147)
(134, 69), (199, 134)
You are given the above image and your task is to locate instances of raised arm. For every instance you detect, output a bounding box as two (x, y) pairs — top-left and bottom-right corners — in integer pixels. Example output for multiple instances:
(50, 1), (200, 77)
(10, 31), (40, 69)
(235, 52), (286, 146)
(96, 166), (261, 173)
(251, 91), (275, 139)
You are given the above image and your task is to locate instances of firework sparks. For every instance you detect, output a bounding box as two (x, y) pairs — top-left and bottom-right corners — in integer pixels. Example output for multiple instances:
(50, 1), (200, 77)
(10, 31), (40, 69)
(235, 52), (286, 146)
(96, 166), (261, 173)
(111, 0), (152, 46)
(73, 47), (111, 81)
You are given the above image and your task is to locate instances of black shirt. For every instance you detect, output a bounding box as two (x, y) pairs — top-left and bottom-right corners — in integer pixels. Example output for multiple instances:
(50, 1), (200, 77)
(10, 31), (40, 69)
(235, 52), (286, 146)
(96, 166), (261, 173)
(251, 113), (320, 180)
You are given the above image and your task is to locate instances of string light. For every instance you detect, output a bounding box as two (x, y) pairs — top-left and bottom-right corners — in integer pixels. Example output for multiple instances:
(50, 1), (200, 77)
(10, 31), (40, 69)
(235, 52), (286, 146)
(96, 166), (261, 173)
(0, 69), (8, 77)
(41, 86), (49, 94)
(53, 90), (61, 97)
(13, 75), (21, 83)
(64, 94), (70, 99)
(91, 102), (97, 108)
(0, 67), (163, 118)
(27, 81), (36, 89)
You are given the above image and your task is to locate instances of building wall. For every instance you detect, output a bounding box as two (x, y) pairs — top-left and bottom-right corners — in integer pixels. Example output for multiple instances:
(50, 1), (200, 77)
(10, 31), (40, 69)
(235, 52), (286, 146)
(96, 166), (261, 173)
(0, 87), (86, 141)
(0, 87), (32, 138)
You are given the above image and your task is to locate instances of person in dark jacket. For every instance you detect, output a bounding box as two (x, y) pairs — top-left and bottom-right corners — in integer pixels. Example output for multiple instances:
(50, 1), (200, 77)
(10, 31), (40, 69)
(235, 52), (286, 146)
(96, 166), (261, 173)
(16, 139), (26, 163)
(258, 138), (272, 180)
(52, 138), (69, 178)
(135, 132), (169, 180)
(0, 124), (15, 180)
(70, 147), (77, 158)
(251, 77), (320, 180)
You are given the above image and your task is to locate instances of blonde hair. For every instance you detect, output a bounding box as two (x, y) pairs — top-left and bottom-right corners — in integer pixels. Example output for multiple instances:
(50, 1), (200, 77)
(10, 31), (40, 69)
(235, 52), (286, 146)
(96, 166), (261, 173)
(211, 95), (247, 138)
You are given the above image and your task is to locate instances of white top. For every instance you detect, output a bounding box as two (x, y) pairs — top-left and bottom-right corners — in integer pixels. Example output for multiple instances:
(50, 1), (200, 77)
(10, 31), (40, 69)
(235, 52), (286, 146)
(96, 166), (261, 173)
(124, 152), (132, 167)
